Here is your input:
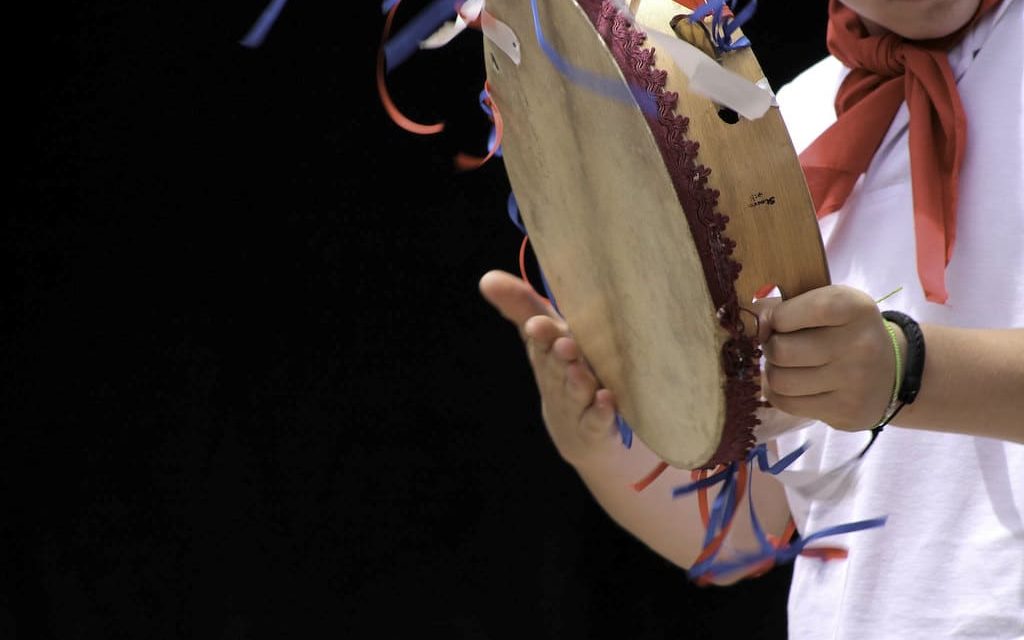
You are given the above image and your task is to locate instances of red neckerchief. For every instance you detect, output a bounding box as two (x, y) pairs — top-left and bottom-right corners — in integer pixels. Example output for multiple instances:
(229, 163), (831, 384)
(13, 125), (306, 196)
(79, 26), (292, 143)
(799, 0), (1002, 303)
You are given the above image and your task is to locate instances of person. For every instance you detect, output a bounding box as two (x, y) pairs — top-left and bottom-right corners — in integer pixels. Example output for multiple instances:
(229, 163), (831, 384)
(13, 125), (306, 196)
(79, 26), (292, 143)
(479, 0), (1023, 636)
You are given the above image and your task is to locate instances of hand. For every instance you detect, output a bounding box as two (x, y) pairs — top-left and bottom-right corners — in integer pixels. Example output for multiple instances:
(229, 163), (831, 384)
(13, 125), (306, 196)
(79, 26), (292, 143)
(478, 270), (626, 471)
(757, 285), (897, 431)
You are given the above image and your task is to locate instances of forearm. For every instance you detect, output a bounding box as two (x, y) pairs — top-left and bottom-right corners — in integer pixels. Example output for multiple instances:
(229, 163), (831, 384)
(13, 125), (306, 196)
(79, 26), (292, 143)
(573, 434), (791, 585)
(892, 326), (1024, 443)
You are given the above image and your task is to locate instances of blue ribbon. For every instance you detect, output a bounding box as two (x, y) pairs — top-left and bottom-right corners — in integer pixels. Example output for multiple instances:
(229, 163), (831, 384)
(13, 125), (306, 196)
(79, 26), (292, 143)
(672, 444), (796, 576)
(712, 473), (736, 544)
(699, 517), (888, 579)
(689, 0), (756, 52)
(507, 193), (524, 234)
(776, 517), (888, 564)
(672, 466), (733, 498)
(383, 0), (457, 73)
(615, 415), (633, 449)
(751, 440), (810, 475)
(479, 88), (503, 159)
(240, 0), (290, 48)
(530, 0), (657, 117)
(677, 442), (888, 581)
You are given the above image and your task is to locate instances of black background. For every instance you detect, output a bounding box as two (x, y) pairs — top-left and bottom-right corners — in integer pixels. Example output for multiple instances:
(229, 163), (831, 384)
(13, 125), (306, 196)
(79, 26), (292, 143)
(8, 2), (828, 638)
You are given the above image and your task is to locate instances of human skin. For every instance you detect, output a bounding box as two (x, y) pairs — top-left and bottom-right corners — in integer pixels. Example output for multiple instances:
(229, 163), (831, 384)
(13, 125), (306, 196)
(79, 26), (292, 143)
(839, 0), (983, 38)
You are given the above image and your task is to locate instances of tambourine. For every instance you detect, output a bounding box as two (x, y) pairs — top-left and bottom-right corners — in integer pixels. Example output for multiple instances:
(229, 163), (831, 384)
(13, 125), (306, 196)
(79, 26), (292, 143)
(483, 0), (830, 469)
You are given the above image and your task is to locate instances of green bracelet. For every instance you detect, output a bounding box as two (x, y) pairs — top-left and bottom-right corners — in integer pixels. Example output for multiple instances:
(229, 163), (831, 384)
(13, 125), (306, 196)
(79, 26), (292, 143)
(876, 320), (904, 427)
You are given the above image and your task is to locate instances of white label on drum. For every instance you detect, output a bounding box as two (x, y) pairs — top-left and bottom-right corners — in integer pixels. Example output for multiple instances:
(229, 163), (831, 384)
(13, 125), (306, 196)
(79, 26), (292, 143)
(481, 9), (522, 66)
(645, 29), (772, 120)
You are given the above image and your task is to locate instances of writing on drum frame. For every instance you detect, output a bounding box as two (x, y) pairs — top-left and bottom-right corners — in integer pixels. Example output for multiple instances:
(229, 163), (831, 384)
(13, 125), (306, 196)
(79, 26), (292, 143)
(748, 192), (777, 208)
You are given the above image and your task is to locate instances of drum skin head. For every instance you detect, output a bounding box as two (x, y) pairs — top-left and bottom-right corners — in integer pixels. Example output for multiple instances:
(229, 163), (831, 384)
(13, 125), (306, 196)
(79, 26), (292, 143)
(484, 0), (828, 469)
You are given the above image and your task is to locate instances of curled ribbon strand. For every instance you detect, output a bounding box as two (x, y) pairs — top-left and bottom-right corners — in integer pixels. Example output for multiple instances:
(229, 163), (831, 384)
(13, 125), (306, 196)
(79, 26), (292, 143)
(377, 1), (446, 135)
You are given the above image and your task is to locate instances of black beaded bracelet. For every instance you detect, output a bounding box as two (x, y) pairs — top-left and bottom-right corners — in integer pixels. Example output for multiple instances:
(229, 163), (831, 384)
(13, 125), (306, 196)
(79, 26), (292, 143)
(881, 310), (926, 405)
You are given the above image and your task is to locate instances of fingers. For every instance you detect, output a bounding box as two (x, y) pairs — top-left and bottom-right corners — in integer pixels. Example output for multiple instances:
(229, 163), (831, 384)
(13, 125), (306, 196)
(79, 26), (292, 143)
(522, 314), (592, 402)
(764, 384), (886, 432)
(533, 344), (621, 466)
(479, 270), (557, 336)
(762, 327), (834, 367)
(756, 285), (896, 431)
(521, 310), (619, 465)
(564, 360), (599, 412)
(551, 336), (580, 361)
(577, 388), (618, 441)
(553, 383), (621, 467)
(763, 344), (893, 431)
(484, 268), (597, 409)
(763, 360), (844, 397)
(766, 285), (878, 333)
(524, 316), (571, 372)
(481, 270), (622, 465)
(524, 315), (567, 346)
(752, 296), (783, 345)
(762, 388), (839, 424)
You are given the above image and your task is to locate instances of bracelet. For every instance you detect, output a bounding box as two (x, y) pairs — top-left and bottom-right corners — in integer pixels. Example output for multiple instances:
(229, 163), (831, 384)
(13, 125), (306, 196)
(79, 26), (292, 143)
(881, 310), (926, 405)
(882, 320), (903, 410)
(871, 320), (905, 431)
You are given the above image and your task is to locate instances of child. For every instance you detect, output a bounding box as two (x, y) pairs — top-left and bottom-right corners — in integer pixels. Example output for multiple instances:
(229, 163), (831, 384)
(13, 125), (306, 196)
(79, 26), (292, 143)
(480, 0), (1023, 636)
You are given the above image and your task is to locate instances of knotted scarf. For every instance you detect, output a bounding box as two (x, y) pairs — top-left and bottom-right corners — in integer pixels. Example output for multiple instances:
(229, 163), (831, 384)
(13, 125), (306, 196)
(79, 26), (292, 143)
(800, 0), (1002, 303)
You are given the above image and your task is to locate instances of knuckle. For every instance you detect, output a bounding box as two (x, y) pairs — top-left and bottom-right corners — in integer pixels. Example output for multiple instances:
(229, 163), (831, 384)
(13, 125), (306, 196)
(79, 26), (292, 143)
(817, 286), (874, 325)
(812, 288), (844, 325)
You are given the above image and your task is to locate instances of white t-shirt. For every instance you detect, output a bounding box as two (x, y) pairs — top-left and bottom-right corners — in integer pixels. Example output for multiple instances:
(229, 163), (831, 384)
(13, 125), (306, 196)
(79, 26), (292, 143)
(774, 1), (1024, 638)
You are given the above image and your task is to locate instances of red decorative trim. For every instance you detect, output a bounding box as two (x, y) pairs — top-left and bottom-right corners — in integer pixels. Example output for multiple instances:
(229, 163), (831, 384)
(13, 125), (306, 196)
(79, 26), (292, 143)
(580, 0), (760, 467)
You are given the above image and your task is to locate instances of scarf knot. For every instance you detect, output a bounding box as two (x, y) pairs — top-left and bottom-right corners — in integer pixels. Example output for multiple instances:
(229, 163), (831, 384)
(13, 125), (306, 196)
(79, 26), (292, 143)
(848, 33), (906, 78)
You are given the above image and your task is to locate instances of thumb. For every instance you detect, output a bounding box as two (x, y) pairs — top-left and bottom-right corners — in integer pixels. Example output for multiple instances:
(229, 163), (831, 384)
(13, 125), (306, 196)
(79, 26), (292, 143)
(479, 270), (558, 330)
